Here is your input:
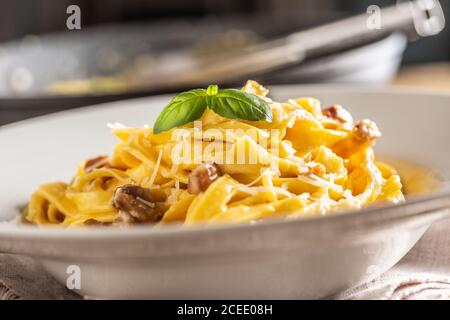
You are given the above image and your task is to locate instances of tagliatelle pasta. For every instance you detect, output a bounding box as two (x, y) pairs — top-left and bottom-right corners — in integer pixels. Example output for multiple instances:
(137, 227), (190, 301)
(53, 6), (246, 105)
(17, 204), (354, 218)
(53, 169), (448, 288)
(25, 81), (404, 227)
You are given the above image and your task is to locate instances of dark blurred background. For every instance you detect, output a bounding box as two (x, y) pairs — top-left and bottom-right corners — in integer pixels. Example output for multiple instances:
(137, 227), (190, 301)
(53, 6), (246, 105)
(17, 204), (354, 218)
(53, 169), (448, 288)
(1, 0), (448, 63)
(0, 0), (448, 125)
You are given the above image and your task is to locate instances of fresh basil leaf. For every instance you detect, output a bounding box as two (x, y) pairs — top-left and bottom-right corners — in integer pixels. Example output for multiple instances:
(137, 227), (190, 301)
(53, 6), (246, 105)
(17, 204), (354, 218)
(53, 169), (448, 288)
(153, 86), (273, 133)
(209, 89), (272, 122)
(153, 89), (208, 134)
(206, 84), (219, 96)
(205, 84), (218, 106)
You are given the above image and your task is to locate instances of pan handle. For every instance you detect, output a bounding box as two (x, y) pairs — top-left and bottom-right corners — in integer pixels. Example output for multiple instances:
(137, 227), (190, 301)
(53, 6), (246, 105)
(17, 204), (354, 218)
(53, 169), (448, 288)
(135, 0), (446, 90)
(286, 0), (446, 59)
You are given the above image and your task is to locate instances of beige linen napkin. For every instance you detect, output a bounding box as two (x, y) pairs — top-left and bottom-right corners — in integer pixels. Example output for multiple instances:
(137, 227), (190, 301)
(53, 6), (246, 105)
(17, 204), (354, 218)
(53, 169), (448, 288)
(0, 254), (80, 300)
(1, 218), (450, 300)
(336, 218), (450, 300)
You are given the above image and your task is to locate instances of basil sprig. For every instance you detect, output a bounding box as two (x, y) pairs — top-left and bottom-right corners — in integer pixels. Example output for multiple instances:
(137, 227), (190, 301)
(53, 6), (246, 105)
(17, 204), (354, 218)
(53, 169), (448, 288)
(153, 85), (272, 134)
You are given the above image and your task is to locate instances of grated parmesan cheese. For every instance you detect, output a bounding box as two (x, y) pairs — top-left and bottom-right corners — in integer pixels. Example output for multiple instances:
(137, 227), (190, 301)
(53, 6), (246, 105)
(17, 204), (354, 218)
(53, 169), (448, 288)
(147, 150), (163, 189)
(238, 185), (293, 198)
(296, 174), (324, 187)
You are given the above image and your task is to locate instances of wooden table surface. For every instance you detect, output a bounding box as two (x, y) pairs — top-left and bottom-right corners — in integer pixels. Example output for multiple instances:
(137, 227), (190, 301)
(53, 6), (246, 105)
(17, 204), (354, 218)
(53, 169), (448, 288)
(392, 63), (450, 93)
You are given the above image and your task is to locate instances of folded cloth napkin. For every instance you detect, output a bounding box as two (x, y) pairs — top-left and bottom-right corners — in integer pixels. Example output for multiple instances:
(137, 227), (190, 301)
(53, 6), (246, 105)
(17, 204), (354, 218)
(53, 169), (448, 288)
(1, 218), (450, 300)
(336, 218), (450, 300)
(0, 254), (80, 300)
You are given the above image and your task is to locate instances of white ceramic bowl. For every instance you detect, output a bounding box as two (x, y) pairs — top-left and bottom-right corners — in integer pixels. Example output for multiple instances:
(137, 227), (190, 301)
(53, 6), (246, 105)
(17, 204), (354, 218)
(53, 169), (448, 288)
(0, 86), (449, 299)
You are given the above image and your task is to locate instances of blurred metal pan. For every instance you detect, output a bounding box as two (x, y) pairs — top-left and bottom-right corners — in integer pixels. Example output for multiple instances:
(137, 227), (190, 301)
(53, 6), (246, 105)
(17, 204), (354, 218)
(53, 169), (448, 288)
(0, 0), (445, 124)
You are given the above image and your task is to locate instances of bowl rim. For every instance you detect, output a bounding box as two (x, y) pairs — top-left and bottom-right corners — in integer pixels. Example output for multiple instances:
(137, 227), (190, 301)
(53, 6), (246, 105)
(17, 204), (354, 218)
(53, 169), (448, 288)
(0, 185), (449, 241)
